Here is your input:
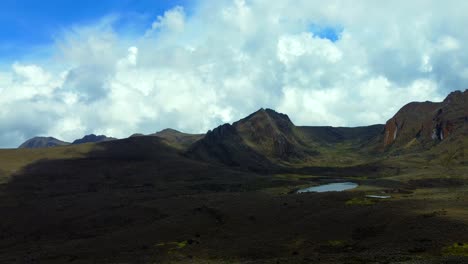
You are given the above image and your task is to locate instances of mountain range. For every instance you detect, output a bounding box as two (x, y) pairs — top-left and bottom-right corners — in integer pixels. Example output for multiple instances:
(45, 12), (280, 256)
(18, 134), (117, 149)
(18, 90), (467, 170)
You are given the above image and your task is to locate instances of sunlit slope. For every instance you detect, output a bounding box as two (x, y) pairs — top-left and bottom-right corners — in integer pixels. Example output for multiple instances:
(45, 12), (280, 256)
(0, 143), (98, 183)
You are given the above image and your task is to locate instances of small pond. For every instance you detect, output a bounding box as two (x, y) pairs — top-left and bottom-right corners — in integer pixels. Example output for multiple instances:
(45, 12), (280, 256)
(365, 195), (391, 199)
(297, 182), (358, 193)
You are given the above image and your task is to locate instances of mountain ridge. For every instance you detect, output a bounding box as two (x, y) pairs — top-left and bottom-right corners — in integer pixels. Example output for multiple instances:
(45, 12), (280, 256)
(16, 90), (466, 167)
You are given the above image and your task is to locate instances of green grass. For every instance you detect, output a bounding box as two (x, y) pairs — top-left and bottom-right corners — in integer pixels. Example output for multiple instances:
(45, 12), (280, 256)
(155, 240), (188, 249)
(273, 174), (320, 181)
(0, 143), (100, 182)
(346, 197), (376, 206)
(327, 240), (348, 247)
(442, 243), (468, 256)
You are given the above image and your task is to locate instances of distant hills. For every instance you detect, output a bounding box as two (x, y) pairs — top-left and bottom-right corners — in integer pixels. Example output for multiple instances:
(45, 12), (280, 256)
(151, 129), (204, 149)
(17, 90), (467, 169)
(18, 137), (70, 149)
(18, 134), (117, 149)
(71, 134), (116, 145)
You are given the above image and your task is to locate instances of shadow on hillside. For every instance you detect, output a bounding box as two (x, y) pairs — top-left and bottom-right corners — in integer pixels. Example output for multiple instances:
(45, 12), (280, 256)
(0, 138), (468, 263)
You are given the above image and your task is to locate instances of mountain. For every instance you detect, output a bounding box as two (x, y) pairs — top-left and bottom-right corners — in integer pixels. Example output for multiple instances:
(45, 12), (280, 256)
(151, 128), (204, 150)
(232, 108), (316, 160)
(18, 137), (70, 149)
(380, 89), (467, 151)
(187, 108), (321, 171)
(188, 108), (387, 170)
(187, 123), (275, 172)
(72, 134), (117, 145)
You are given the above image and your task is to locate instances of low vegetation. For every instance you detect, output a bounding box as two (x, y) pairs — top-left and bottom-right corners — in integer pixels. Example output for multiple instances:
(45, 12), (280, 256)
(442, 243), (468, 257)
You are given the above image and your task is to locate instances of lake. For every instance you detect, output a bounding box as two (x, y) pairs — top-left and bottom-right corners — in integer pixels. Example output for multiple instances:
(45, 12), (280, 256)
(297, 182), (358, 193)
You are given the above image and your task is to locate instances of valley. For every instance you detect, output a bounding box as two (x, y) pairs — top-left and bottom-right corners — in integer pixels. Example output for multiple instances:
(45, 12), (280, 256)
(0, 90), (466, 263)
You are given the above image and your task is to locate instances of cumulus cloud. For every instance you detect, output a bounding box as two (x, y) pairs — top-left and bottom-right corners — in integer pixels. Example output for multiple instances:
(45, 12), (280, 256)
(151, 6), (186, 32)
(1, 0), (466, 147)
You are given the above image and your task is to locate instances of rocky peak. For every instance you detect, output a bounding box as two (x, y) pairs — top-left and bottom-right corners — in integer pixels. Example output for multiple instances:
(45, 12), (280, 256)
(443, 89), (467, 104)
(204, 124), (239, 142)
(231, 108), (308, 159)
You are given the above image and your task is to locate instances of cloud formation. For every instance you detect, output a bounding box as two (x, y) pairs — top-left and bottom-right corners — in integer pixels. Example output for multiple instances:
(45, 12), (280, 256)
(1, 0), (467, 147)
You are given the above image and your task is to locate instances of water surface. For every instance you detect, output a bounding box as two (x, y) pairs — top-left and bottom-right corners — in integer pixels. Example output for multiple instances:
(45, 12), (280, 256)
(297, 182), (358, 193)
(365, 195), (391, 199)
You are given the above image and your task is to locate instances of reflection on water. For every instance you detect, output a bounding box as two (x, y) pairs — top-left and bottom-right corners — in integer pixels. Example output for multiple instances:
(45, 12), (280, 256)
(297, 182), (358, 193)
(366, 195), (391, 199)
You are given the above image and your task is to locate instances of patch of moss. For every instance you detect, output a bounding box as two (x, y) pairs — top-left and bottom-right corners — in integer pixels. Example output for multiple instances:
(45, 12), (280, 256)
(442, 242), (468, 256)
(177, 240), (188, 249)
(327, 240), (347, 247)
(155, 240), (188, 249)
(348, 176), (368, 180)
(346, 197), (375, 206)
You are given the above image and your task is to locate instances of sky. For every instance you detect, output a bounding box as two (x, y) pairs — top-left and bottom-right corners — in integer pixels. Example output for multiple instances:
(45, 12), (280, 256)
(0, 0), (466, 148)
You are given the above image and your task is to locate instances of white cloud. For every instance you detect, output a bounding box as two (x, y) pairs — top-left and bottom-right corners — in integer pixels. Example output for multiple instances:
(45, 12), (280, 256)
(151, 6), (186, 32)
(437, 36), (460, 51)
(1, 0), (467, 147)
(277, 33), (342, 67)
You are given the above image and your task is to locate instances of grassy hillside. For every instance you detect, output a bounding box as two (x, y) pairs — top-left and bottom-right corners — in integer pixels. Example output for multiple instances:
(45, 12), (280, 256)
(0, 143), (97, 183)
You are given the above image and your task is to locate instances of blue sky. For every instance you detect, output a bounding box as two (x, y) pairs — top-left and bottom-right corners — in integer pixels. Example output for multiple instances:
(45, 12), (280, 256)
(309, 24), (342, 42)
(0, 0), (189, 61)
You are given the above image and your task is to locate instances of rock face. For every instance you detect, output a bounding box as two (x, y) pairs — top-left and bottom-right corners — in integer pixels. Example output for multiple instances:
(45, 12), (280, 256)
(187, 108), (323, 172)
(233, 108), (310, 160)
(72, 134), (116, 145)
(381, 89), (467, 150)
(18, 137), (70, 149)
(187, 123), (274, 172)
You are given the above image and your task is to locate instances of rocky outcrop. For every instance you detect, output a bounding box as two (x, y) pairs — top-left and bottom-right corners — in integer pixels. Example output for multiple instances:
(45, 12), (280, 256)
(187, 108), (319, 171)
(381, 89), (467, 150)
(233, 108), (312, 160)
(186, 123), (274, 172)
